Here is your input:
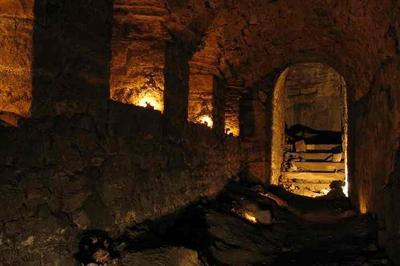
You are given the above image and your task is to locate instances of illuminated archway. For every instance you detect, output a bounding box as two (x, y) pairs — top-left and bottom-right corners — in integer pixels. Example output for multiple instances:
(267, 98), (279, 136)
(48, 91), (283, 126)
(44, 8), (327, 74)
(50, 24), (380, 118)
(270, 63), (349, 197)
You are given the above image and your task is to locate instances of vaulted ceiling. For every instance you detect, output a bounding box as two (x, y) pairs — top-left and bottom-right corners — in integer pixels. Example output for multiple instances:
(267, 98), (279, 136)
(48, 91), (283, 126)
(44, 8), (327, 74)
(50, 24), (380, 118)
(169, 0), (400, 100)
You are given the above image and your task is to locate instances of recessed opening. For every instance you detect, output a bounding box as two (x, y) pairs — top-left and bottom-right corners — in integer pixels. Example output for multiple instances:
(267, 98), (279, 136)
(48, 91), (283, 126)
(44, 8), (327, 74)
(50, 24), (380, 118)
(224, 88), (241, 136)
(188, 74), (215, 128)
(110, 77), (165, 112)
(271, 63), (348, 198)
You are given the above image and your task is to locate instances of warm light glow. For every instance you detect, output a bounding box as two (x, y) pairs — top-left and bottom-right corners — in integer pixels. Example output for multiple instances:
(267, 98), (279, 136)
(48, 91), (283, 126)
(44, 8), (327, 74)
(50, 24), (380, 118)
(342, 75), (349, 197)
(359, 204), (367, 214)
(342, 153), (349, 197)
(343, 178), (349, 197)
(225, 126), (239, 137)
(271, 68), (289, 185)
(243, 212), (257, 223)
(137, 95), (163, 112)
(359, 194), (368, 214)
(111, 74), (165, 112)
(197, 115), (213, 128)
(320, 188), (331, 196)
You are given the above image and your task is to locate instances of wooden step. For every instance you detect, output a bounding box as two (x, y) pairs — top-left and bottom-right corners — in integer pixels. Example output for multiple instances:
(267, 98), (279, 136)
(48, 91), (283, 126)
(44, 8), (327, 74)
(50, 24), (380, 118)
(306, 144), (341, 151)
(282, 182), (331, 191)
(282, 172), (345, 183)
(282, 183), (332, 197)
(285, 152), (343, 161)
(291, 161), (345, 172)
(286, 190), (326, 198)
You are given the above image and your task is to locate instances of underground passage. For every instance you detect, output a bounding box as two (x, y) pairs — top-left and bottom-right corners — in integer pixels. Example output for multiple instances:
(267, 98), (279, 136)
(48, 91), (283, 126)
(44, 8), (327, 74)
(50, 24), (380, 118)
(0, 1), (399, 265)
(272, 63), (349, 198)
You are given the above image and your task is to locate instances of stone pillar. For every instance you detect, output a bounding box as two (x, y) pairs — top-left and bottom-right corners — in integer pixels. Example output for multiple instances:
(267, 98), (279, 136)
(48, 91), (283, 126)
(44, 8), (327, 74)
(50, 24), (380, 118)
(213, 78), (226, 137)
(254, 90), (269, 182)
(110, 0), (169, 112)
(31, 0), (114, 116)
(0, 1), (34, 117)
(163, 41), (192, 137)
(163, 28), (222, 137)
(242, 89), (268, 183)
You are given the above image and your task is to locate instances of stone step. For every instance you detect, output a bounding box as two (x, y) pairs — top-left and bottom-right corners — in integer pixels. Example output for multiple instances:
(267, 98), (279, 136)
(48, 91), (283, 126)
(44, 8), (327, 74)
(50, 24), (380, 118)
(291, 161), (345, 172)
(285, 152), (343, 162)
(282, 172), (345, 183)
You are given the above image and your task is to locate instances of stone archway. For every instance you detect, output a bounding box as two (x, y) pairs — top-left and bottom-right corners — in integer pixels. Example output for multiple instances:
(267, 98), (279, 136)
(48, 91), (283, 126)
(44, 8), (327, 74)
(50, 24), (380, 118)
(270, 63), (349, 198)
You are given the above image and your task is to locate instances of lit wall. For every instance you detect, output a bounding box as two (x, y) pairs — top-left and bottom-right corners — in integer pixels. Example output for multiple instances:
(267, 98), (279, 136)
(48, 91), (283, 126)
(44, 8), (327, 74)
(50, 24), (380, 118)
(224, 88), (240, 136)
(0, 0), (34, 117)
(270, 69), (289, 185)
(110, 1), (169, 112)
(284, 63), (345, 132)
(188, 74), (214, 128)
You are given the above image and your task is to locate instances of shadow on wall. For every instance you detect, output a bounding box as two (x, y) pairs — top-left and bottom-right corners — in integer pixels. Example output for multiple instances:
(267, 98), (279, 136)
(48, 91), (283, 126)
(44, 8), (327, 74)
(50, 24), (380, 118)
(384, 148), (400, 263)
(31, 0), (115, 117)
(239, 90), (255, 139)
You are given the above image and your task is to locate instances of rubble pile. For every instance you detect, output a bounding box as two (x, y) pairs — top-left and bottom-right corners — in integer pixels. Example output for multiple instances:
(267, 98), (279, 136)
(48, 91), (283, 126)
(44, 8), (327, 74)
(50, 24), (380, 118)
(76, 181), (392, 266)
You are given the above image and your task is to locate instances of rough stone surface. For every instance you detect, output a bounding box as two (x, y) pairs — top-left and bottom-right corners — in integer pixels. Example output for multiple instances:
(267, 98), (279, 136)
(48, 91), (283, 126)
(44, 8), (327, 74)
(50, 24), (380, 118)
(121, 247), (201, 266)
(31, 0), (114, 117)
(285, 63), (345, 132)
(110, 1), (169, 112)
(168, 183), (384, 266)
(188, 74), (214, 126)
(0, 0), (399, 264)
(351, 59), (400, 263)
(224, 87), (241, 136)
(0, 0), (34, 117)
(0, 102), (240, 264)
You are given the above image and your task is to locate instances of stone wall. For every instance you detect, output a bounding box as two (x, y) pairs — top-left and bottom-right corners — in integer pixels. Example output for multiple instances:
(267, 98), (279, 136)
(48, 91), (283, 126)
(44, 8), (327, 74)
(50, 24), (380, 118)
(224, 87), (241, 136)
(351, 59), (400, 262)
(188, 74), (214, 126)
(284, 63), (345, 132)
(269, 69), (289, 185)
(110, 0), (169, 112)
(0, 101), (241, 265)
(0, 0), (34, 117)
(0, 0), (399, 264)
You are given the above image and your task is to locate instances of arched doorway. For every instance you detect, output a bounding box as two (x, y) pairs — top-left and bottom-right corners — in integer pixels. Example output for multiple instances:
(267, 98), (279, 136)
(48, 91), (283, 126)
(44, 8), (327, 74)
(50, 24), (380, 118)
(270, 63), (348, 197)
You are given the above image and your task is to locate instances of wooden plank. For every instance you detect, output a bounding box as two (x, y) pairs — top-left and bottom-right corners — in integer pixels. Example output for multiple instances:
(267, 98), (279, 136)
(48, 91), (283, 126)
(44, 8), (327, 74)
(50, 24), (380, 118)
(291, 161), (345, 172)
(282, 182), (331, 191)
(285, 152), (337, 161)
(282, 172), (345, 182)
(282, 183), (332, 197)
(306, 144), (341, 151)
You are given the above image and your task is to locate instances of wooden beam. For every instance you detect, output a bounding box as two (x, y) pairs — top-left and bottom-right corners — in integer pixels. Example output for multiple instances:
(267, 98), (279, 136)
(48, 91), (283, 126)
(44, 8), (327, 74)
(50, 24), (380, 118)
(291, 162), (345, 172)
(285, 152), (342, 161)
